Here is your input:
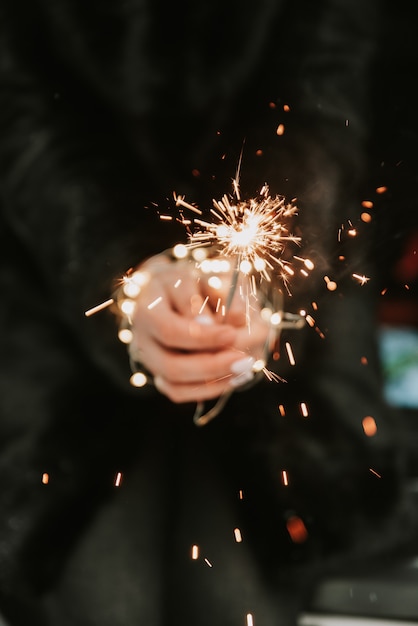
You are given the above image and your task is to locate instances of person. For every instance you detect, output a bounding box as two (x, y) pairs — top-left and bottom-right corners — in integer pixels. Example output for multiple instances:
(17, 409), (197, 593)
(0, 1), (413, 625)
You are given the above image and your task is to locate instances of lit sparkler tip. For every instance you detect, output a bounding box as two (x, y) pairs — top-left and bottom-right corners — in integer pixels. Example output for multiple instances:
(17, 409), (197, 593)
(185, 184), (299, 287)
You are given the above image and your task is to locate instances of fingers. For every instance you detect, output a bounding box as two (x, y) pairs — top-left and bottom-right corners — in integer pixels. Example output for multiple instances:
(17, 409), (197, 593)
(141, 259), (203, 318)
(126, 254), (275, 404)
(132, 261), (236, 352)
(224, 294), (272, 358)
(134, 301), (237, 353)
(152, 353), (257, 403)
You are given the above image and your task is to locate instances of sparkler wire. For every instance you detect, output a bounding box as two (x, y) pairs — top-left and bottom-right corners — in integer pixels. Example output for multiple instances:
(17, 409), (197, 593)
(193, 253), (241, 427)
(193, 264), (286, 427)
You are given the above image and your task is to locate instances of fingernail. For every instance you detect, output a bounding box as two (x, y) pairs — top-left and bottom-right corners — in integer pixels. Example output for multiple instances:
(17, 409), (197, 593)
(230, 356), (255, 376)
(194, 314), (214, 325)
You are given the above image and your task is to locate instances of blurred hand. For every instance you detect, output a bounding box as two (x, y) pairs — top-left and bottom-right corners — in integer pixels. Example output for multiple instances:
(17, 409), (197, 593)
(128, 254), (271, 403)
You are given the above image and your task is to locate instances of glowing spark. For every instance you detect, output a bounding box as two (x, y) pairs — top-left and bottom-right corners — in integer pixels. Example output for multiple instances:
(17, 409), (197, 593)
(362, 200), (374, 209)
(204, 558), (213, 568)
(84, 298), (114, 317)
(281, 470), (289, 486)
(305, 315), (315, 328)
(278, 404), (286, 416)
(316, 328), (325, 340)
(263, 367), (286, 383)
(300, 402), (309, 418)
(239, 489), (244, 500)
(214, 195), (294, 262)
(353, 273), (370, 285)
(174, 192), (202, 215)
(234, 528), (243, 543)
(369, 468), (381, 478)
(42, 473), (49, 485)
(324, 276), (337, 291)
(198, 296), (209, 315)
(183, 184), (299, 289)
(285, 341), (295, 365)
(191, 545), (199, 560)
(114, 472), (123, 487)
(147, 296), (163, 310)
(246, 614), (254, 626)
(362, 416), (377, 437)
(286, 516), (308, 543)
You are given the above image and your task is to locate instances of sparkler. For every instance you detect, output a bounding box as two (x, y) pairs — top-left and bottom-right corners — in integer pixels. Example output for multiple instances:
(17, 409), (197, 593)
(174, 174), (307, 426)
(176, 181), (301, 299)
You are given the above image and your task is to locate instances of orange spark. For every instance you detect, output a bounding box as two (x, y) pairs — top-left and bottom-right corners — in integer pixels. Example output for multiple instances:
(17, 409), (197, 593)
(286, 515), (308, 543)
(361, 200), (374, 209)
(147, 296), (163, 310)
(362, 416), (377, 437)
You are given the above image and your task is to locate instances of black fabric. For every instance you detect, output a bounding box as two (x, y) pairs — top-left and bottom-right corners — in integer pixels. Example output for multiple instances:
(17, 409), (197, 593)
(0, 1), (415, 624)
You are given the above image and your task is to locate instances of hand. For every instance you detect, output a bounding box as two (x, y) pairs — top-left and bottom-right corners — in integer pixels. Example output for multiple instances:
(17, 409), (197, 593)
(128, 254), (271, 404)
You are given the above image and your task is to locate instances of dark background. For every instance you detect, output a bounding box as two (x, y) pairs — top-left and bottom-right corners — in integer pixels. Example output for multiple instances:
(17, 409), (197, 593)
(372, 1), (418, 474)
